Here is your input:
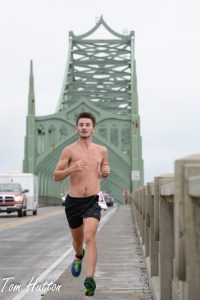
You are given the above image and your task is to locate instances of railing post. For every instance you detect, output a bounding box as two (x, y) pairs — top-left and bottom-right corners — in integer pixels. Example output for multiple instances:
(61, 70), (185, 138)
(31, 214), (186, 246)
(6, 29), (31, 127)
(132, 189), (139, 230)
(159, 178), (174, 300)
(144, 185), (150, 257)
(184, 165), (200, 299)
(175, 156), (200, 280)
(174, 154), (200, 300)
(138, 187), (144, 243)
(153, 174), (174, 300)
(147, 182), (159, 277)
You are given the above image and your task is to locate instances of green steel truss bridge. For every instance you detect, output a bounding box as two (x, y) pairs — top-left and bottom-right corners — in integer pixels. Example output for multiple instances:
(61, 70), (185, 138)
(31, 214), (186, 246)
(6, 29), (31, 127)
(23, 17), (143, 203)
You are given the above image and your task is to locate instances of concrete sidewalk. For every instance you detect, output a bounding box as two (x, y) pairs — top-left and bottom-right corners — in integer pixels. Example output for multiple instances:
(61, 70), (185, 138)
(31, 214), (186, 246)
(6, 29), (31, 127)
(42, 205), (153, 300)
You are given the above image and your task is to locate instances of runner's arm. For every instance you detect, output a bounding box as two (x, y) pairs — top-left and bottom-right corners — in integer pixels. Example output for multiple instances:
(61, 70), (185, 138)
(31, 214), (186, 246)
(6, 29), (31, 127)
(100, 147), (110, 178)
(53, 148), (84, 181)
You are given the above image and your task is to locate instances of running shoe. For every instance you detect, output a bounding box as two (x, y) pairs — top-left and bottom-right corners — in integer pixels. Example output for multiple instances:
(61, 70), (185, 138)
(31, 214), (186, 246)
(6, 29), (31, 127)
(71, 249), (85, 277)
(84, 276), (96, 296)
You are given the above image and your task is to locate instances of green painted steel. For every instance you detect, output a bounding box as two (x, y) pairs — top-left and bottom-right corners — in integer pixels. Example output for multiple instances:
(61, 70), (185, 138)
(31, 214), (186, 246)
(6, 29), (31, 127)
(23, 17), (144, 203)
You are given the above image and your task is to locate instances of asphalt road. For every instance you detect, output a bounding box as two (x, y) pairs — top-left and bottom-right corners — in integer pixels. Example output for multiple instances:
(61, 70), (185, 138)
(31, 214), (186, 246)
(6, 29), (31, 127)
(0, 206), (113, 300)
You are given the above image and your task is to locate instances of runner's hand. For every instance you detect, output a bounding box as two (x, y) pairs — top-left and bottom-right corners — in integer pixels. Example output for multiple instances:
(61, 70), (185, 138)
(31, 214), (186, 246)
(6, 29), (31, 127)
(73, 160), (84, 172)
(101, 162), (110, 177)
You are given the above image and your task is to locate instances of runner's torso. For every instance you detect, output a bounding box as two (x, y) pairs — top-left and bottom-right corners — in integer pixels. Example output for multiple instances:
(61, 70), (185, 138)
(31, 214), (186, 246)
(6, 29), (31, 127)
(68, 143), (103, 197)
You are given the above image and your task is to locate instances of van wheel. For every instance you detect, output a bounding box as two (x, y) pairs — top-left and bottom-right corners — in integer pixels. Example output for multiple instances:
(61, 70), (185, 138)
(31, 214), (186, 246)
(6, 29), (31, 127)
(33, 209), (37, 216)
(23, 209), (27, 217)
(18, 209), (23, 217)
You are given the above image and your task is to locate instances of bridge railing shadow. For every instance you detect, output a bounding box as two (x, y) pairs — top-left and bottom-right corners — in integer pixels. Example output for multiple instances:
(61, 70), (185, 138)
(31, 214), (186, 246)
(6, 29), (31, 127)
(131, 154), (200, 300)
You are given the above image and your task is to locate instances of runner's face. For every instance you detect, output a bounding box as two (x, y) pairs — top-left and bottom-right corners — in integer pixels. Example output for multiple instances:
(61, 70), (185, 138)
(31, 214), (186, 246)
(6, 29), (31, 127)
(77, 118), (94, 138)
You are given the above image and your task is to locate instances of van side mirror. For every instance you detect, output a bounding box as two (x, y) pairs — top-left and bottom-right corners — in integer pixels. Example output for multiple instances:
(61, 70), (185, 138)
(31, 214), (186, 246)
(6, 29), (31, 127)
(23, 189), (29, 193)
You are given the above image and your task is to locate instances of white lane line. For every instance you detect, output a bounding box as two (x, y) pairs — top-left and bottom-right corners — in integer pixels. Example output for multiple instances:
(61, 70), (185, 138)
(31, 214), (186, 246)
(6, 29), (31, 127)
(11, 205), (117, 300)
(98, 205), (117, 231)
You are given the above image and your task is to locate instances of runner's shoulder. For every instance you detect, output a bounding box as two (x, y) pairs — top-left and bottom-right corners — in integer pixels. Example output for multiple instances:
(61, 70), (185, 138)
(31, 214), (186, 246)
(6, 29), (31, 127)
(93, 143), (108, 153)
(62, 143), (76, 155)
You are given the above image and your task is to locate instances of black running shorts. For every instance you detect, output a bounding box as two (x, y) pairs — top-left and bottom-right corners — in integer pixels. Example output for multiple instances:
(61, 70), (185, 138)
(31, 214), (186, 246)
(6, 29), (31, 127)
(64, 194), (101, 229)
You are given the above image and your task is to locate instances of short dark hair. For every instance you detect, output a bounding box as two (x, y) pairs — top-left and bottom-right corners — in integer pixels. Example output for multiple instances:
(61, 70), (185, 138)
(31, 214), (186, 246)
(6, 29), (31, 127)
(76, 112), (96, 127)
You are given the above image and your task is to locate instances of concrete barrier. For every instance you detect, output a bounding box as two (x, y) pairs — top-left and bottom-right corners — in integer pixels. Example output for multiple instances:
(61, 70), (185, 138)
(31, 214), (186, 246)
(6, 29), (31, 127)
(132, 154), (200, 300)
(39, 195), (62, 206)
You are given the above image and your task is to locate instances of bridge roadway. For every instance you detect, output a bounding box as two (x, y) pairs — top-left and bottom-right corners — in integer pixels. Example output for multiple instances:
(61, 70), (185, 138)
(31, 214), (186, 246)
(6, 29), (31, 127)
(42, 205), (153, 300)
(0, 205), (153, 300)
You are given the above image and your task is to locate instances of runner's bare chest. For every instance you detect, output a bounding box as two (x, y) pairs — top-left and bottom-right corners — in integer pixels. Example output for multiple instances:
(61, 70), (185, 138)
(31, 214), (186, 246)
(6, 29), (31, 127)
(70, 146), (102, 171)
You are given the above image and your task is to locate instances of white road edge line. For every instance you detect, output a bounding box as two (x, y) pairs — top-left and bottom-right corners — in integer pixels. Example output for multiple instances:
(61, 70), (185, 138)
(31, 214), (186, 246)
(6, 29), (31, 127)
(12, 205), (117, 300)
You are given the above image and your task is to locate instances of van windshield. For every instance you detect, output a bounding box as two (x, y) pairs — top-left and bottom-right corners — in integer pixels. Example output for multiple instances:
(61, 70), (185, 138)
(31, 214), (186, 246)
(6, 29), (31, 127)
(0, 183), (21, 192)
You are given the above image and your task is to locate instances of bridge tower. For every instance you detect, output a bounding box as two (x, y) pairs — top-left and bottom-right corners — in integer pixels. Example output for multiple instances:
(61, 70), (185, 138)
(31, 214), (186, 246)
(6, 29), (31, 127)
(23, 17), (143, 203)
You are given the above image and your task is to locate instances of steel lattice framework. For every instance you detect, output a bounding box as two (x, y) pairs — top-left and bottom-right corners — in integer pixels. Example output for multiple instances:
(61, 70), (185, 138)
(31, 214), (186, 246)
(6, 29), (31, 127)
(23, 17), (143, 204)
(59, 41), (132, 115)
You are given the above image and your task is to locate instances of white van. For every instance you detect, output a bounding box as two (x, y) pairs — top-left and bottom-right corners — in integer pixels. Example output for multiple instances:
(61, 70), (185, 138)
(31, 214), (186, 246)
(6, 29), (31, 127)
(0, 173), (38, 216)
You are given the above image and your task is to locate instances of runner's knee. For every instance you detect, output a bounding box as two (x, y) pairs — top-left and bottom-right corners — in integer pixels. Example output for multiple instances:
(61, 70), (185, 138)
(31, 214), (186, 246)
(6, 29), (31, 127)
(84, 234), (96, 246)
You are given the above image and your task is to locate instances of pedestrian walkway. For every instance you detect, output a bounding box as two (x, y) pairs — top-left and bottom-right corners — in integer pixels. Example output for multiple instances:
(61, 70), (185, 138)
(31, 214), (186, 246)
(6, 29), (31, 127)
(42, 205), (153, 300)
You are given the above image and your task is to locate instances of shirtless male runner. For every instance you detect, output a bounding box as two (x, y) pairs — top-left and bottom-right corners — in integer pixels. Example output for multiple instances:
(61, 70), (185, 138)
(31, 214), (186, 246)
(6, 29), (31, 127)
(53, 112), (110, 297)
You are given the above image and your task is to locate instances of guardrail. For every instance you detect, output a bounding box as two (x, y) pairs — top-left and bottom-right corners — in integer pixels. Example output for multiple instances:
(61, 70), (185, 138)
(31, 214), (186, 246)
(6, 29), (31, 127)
(131, 154), (200, 300)
(39, 196), (62, 206)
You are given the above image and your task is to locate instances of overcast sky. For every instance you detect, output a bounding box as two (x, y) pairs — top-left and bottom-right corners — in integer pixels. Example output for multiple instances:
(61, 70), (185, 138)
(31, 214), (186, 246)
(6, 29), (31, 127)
(0, 0), (199, 183)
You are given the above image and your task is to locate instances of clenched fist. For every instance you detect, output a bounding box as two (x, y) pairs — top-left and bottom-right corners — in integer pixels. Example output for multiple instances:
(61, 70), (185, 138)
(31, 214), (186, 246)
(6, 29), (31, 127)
(101, 162), (110, 177)
(73, 160), (84, 172)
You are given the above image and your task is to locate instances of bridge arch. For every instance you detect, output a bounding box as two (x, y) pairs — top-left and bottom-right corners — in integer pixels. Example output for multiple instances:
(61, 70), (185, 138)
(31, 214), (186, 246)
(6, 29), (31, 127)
(23, 18), (143, 203)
